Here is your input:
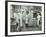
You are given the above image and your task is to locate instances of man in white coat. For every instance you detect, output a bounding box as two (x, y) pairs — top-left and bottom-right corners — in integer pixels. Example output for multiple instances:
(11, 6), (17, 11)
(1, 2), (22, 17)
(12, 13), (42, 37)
(37, 12), (41, 27)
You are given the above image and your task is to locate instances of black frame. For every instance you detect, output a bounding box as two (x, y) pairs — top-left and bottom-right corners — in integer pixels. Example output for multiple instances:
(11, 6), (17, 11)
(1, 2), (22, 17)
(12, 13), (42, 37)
(5, 1), (45, 36)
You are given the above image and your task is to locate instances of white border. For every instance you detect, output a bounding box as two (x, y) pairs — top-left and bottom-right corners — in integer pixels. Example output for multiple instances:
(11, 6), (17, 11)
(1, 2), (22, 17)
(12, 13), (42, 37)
(8, 2), (44, 35)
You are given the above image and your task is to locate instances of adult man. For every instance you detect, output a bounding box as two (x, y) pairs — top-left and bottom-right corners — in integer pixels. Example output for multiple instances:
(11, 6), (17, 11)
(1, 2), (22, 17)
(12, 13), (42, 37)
(25, 11), (29, 28)
(37, 12), (41, 26)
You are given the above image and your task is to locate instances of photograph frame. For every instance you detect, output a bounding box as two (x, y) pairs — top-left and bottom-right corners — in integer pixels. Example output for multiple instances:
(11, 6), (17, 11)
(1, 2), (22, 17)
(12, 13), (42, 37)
(5, 1), (45, 36)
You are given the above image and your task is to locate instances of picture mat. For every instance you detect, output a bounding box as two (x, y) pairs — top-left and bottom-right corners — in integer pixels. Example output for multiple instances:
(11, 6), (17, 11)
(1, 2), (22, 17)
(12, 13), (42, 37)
(8, 2), (44, 35)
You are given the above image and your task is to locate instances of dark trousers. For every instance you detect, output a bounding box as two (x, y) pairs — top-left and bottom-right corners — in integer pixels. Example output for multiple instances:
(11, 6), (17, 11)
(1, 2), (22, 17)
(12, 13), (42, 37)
(25, 24), (28, 28)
